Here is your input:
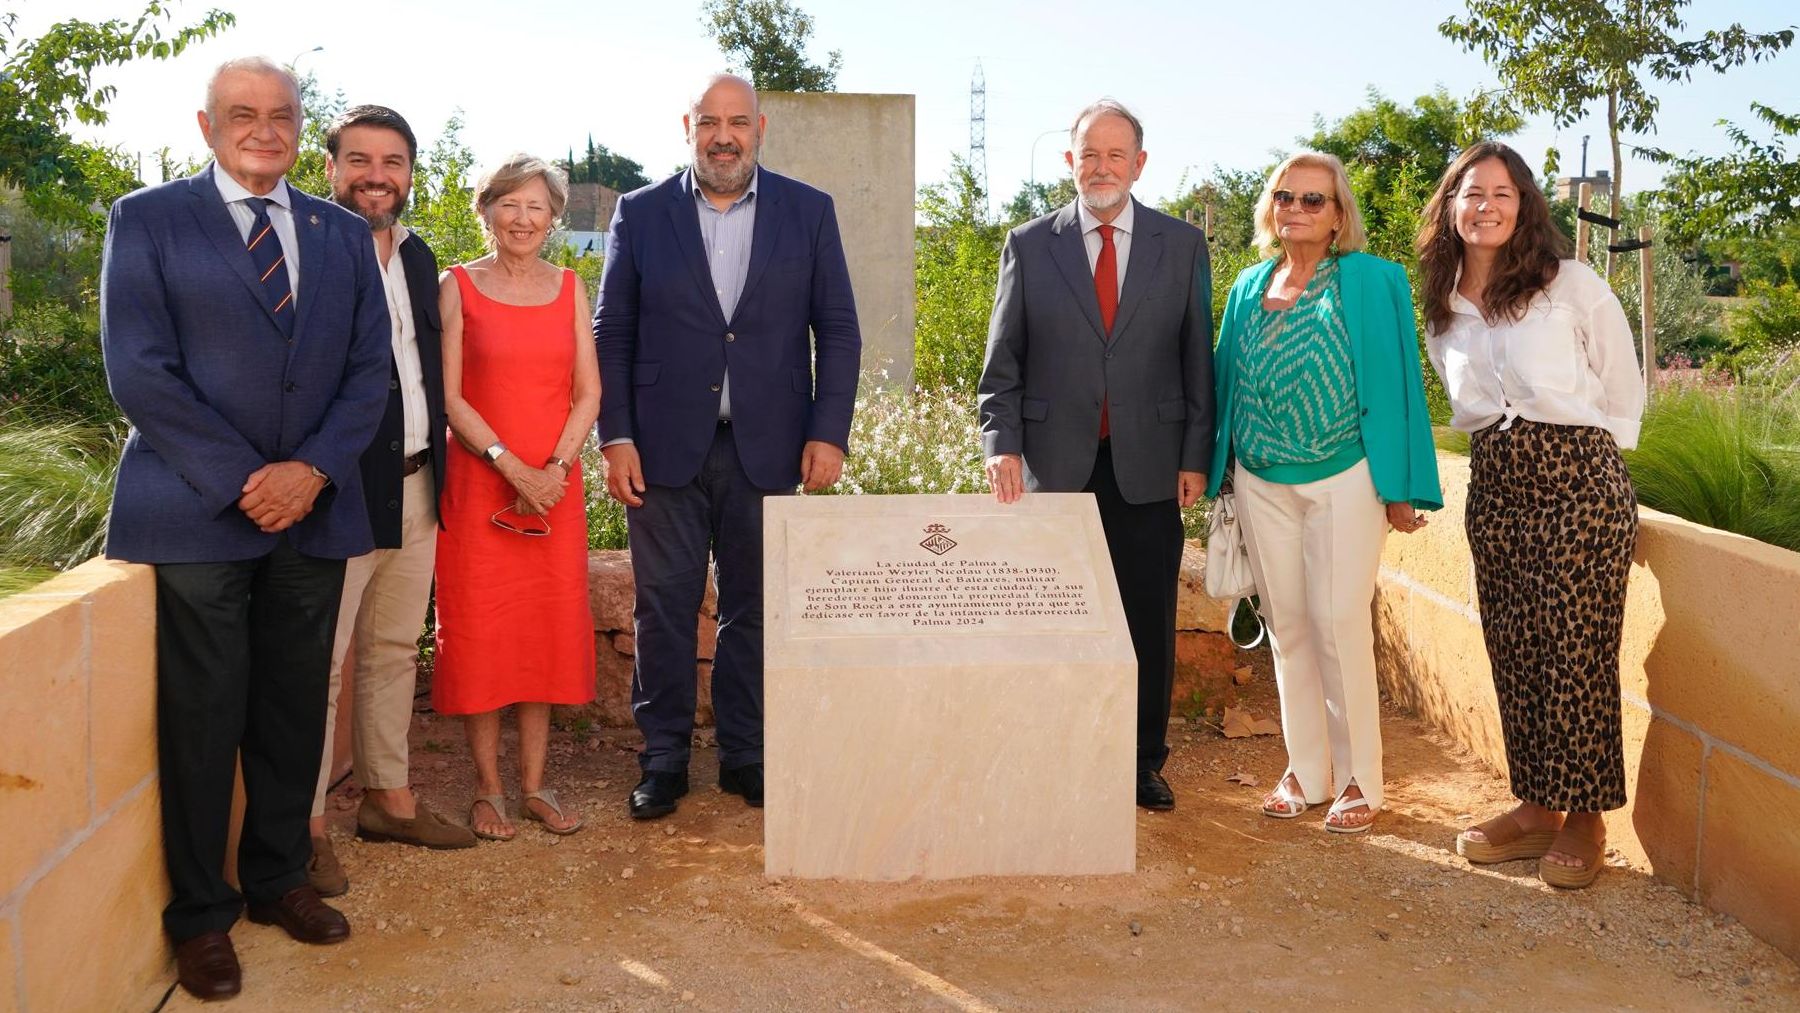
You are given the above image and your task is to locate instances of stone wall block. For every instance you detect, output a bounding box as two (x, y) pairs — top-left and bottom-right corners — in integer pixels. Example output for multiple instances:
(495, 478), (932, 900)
(1699, 751), (1800, 962)
(0, 596), (91, 893)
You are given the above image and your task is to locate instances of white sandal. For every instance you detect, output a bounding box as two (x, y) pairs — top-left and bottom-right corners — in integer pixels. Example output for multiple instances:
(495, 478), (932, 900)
(1260, 772), (1310, 819)
(1324, 787), (1378, 835)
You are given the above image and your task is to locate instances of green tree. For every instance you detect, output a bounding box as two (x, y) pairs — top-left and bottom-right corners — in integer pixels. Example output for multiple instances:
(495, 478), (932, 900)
(999, 178), (1074, 227)
(1651, 103), (1800, 248)
(286, 71), (345, 200)
(1301, 87), (1523, 239)
(561, 136), (650, 193)
(406, 112), (485, 267)
(0, 3), (232, 227)
(700, 0), (840, 92)
(1441, 0), (1794, 272)
(914, 157), (1005, 392)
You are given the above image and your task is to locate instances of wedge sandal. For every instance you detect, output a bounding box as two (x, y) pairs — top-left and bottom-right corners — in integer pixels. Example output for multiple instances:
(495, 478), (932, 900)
(1457, 812), (1560, 864)
(523, 788), (585, 836)
(1539, 827), (1605, 890)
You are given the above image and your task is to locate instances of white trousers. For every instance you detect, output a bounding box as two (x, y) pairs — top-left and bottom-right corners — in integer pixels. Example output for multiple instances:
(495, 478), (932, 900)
(1233, 459), (1389, 810)
(312, 467), (439, 817)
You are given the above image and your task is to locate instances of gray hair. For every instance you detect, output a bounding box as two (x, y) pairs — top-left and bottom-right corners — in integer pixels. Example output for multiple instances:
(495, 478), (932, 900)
(1069, 99), (1143, 151)
(473, 153), (570, 249)
(203, 56), (301, 122)
(688, 72), (759, 119)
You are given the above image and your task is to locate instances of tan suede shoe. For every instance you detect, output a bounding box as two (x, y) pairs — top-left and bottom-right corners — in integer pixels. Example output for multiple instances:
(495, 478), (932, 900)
(355, 796), (478, 849)
(306, 835), (348, 897)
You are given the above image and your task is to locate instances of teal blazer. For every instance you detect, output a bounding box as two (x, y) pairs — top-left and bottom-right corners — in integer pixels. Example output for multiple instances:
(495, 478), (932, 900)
(1205, 251), (1442, 509)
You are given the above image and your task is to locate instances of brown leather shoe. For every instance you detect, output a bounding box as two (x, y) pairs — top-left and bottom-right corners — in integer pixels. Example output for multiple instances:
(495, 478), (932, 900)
(173, 930), (241, 1000)
(306, 835), (348, 897)
(356, 795), (477, 849)
(246, 885), (350, 944)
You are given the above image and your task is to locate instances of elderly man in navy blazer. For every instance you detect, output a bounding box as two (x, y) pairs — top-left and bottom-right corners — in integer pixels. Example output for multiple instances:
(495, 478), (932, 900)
(595, 73), (861, 820)
(100, 57), (389, 1001)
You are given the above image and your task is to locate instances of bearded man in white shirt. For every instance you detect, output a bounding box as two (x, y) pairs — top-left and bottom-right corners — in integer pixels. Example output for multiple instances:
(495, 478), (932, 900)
(307, 105), (476, 898)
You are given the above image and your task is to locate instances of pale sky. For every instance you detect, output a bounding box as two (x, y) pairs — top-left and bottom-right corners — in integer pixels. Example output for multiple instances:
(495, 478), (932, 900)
(20, 0), (1800, 208)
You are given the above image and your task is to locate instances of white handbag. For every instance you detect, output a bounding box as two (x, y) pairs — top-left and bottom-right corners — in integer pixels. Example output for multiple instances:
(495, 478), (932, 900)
(1204, 493), (1256, 599)
(1204, 492), (1267, 650)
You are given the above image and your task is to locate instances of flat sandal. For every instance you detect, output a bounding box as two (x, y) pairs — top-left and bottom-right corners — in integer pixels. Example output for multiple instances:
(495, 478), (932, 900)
(523, 788), (585, 836)
(469, 794), (515, 842)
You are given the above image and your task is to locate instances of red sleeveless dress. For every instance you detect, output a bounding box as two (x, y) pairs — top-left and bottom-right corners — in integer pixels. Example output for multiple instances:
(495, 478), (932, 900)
(432, 266), (596, 715)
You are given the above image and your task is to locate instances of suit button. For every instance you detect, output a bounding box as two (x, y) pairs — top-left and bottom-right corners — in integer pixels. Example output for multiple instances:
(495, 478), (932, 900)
(1104, 351), (1114, 360)
(387, 499), (399, 510)
(283, 382), (296, 393)
(711, 384), (722, 392)
(725, 332), (736, 342)
(389, 440), (401, 451)
(390, 379), (400, 390)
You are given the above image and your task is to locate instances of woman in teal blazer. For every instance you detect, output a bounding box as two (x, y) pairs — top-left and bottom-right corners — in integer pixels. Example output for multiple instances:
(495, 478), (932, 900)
(1204, 152), (1441, 833)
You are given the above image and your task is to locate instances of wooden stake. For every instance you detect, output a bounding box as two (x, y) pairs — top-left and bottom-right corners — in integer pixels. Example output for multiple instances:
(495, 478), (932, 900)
(1204, 203), (1214, 241)
(1639, 225), (1655, 391)
(1575, 182), (1592, 264)
(0, 230), (13, 323)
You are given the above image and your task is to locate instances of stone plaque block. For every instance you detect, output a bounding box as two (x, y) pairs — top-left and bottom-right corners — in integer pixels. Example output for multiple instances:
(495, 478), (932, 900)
(764, 493), (1135, 879)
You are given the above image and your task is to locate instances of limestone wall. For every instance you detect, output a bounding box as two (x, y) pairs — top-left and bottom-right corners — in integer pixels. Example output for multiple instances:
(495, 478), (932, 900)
(1376, 451), (1800, 960)
(755, 92), (916, 389)
(0, 559), (170, 1011)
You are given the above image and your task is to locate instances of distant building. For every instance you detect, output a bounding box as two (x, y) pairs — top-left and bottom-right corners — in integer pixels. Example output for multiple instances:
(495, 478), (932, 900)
(561, 181), (620, 256)
(1554, 170), (1612, 204)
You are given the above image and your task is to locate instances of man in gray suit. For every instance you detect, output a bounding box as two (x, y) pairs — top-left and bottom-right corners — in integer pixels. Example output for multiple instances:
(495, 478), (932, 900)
(978, 99), (1214, 810)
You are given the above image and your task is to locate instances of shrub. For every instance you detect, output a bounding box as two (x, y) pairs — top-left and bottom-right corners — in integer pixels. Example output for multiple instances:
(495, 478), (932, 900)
(0, 303), (117, 425)
(1725, 281), (1800, 353)
(584, 438), (628, 551)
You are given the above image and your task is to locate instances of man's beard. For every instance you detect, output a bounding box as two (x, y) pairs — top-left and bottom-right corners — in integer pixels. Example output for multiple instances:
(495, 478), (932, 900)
(332, 183), (409, 231)
(1079, 181), (1127, 213)
(692, 141), (757, 196)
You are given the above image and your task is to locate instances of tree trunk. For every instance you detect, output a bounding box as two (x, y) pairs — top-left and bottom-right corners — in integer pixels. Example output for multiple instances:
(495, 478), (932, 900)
(1607, 88), (1623, 279)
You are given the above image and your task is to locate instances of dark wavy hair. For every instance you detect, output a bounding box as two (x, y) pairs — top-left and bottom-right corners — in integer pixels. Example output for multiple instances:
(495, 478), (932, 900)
(1416, 142), (1570, 334)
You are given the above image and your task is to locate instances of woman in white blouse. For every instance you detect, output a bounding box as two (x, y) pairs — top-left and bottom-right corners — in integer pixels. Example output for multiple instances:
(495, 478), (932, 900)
(1417, 142), (1644, 890)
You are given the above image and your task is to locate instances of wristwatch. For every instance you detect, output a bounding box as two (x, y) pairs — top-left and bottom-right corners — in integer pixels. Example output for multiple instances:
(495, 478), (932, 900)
(307, 463), (331, 487)
(545, 455), (570, 471)
(482, 441), (508, 464)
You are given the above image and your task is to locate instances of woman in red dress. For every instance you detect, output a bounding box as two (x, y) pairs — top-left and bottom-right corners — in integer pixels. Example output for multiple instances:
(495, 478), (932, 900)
(434, 154), (598, 839)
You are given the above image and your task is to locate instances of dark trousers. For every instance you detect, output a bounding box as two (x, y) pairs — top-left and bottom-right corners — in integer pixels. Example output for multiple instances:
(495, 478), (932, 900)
(1085, 442), (1183, 772)
(154, 537), (344, 943)
(628, 424), (781, 773)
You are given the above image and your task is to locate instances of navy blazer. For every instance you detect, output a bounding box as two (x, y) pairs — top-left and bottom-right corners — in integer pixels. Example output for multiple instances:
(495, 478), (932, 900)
(356, 230), (447, 547)
(593, 168), (861, 491)
(100, 163), (392, 564)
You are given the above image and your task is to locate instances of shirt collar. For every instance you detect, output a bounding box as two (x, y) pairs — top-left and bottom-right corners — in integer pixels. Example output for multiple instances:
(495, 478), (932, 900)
(213, 162), (292, 210)
(388, 220), (411, 251)
(1448, 264), (1481, 317)
(689, 166), (759, 209)
(1077, 196), (1134, 237)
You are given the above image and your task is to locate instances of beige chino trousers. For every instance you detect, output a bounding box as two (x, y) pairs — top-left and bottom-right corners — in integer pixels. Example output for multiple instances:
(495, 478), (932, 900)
(312, 467), (438, 817)
(1233, 458), (1390, 811)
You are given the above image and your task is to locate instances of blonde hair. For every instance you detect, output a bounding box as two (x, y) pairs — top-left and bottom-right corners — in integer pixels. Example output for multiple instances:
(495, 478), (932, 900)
(1251, 151), (1367, 260)
(472, 153), (569, 248)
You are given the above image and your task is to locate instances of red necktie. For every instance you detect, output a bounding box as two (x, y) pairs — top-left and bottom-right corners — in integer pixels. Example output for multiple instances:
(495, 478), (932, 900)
(1095, 223), (1117, 438)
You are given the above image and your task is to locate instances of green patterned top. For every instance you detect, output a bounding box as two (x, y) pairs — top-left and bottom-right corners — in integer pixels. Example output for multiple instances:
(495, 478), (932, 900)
(1229, 257), (1365, 485)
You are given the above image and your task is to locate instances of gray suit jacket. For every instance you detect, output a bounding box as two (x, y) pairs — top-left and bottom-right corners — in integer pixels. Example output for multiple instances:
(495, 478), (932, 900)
(978, 199), (1215, 504)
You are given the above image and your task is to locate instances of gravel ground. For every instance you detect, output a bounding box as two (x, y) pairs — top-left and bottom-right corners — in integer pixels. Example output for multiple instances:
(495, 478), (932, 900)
(161, 659), (1800, 1012)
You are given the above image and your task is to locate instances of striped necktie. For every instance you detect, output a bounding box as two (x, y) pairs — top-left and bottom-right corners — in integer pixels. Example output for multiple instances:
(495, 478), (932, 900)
(246, 197), (294, 332)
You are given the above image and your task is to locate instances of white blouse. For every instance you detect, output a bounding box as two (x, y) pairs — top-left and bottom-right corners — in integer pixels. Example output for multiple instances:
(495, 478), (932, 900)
(1426, 259), (1645, 449)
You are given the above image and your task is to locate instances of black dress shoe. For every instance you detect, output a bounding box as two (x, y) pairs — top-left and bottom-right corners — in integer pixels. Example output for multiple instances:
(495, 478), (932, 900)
(174, 930), (241, 1000)
(1137, 769), (1176, 811)
(718, 762), (764, 807)
(628, 770), (689, 820)
(246, 885), (350, 944)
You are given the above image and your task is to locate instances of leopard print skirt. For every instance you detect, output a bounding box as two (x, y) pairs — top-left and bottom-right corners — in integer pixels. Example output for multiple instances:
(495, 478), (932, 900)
(1466, 418), (1636, 812)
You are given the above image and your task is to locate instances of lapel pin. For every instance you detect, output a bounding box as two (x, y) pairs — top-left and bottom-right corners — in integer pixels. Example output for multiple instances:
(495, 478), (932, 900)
(309, 213), (320, 226)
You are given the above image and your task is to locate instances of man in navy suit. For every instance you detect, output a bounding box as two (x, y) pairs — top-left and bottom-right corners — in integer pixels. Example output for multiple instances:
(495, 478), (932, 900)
(100, 57), (390, 1001)
(595, 73), (861, 820)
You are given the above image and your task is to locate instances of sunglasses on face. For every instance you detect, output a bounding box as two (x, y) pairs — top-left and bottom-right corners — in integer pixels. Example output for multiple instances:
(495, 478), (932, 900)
(1273, 190), (1337, 212)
